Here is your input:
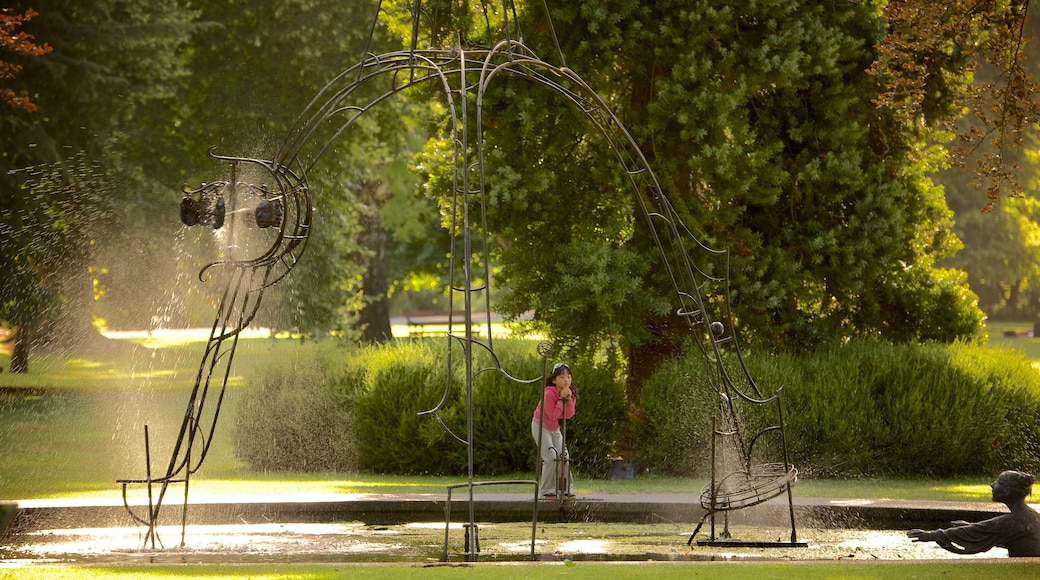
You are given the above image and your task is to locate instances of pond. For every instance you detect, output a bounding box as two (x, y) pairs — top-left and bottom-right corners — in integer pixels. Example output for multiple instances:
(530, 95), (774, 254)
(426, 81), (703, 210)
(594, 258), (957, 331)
(0, 518), (1006, 565)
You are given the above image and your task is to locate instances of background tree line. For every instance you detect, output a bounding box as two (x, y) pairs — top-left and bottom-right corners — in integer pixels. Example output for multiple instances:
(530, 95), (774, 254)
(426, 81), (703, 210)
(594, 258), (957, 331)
(2, 0), (1039, 396)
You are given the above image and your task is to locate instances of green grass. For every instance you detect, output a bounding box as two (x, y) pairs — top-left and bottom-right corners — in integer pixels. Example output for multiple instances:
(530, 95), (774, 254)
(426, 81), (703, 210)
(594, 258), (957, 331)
(0, 327), (1025, 503)
(4, 561), (1040, 579)
(0, 334), (278, 390)
(2, 328), (1037, 577)
(985, 320), (1040, 363)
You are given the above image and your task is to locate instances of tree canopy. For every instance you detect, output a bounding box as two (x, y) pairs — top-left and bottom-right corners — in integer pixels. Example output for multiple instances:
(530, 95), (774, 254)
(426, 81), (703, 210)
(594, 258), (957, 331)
(1, 0), (199, 370)
(409, 0), (989, 381)
(4, 0), (1038, 378)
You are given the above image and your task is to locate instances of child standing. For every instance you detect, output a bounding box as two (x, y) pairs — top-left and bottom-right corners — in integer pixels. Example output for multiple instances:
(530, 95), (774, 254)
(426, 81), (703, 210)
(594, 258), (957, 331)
(531, 362), (577, 498)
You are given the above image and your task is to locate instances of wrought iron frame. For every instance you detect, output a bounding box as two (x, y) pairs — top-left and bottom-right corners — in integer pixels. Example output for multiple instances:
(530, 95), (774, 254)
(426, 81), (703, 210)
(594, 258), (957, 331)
(119, 0), (803, 557)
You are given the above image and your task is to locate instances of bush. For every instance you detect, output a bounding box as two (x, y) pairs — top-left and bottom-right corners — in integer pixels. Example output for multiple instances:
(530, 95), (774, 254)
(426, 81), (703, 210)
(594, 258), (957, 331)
(635, 339), (1040, 478)
(564, 365), (628, 477)
(632, 358), (716, 477)
(233, 341), (359, 472)
(351, 341), (461, 474)
(233, 338), (628, 477)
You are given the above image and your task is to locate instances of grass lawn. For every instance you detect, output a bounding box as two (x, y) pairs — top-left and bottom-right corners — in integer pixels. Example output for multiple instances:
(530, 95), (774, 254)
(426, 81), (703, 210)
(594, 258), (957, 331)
(4, 327), (1040, 578)
(985, 320), (1040, 363)
(0, 329), (1022, 503)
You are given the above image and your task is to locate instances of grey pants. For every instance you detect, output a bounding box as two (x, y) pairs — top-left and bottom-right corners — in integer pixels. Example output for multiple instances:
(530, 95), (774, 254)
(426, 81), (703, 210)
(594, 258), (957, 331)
(532, 420), (572, 496)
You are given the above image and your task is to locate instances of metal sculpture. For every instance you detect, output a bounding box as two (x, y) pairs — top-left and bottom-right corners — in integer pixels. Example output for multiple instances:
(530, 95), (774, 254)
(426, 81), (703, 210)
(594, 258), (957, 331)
(119, 0), (802, 557)
(118, 154), (311, 548)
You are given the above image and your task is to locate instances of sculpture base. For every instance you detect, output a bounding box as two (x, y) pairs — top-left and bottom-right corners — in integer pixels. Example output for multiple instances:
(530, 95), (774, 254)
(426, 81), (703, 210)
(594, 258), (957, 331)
(696, 538), (808, 548)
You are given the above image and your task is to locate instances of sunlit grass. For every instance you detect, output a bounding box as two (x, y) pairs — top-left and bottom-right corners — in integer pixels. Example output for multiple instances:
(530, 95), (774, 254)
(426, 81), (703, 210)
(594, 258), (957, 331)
(14, 472), (998, 505)
(785, 477), (993, 502)
(0, 322), (1032, 504)
(985, 321), (1040, 362)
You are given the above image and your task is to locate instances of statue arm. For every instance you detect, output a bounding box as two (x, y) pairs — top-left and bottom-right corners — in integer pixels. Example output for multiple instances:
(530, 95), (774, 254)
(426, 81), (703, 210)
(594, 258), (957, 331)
(909, 517), (1007, 555)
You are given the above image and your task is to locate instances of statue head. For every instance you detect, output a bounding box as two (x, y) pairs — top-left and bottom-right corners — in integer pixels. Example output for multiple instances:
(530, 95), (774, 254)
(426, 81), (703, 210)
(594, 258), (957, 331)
(993, 470), (1034, 502)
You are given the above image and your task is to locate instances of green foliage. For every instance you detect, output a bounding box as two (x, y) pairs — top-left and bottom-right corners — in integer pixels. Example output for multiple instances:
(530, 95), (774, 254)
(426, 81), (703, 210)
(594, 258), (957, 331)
(233, 339), (627, 477)
(632, 360), (716, 476)
(411, 0), (989, 377)
(636, 340), (1040, 478)
(780, 340), (1040, 477)
(233, 341), (360, 471)
(352, 341), (460, 473)
(1, 0), (200, 345)
(940, 164), (1040, 321)
(564, 365), (629, 477)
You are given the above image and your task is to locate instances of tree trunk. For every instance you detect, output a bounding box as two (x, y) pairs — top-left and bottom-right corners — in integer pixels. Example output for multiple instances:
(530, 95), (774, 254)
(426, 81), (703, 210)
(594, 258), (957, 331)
(10, 323), (31, 373)
(354, 180), (393, 343)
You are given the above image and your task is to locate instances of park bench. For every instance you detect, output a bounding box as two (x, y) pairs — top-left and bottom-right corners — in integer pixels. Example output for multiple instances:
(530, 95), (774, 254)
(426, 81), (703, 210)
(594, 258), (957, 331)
(403, 311), (491, 338)
(402, 310), (534, 338)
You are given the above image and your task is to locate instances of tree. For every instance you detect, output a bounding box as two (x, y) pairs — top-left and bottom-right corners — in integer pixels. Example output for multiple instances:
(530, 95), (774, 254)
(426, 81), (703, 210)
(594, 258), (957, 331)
(406, 0), (987, 409)
(0, 7), (51, 112)
(173, 0), (427, 341)
(0, 1), (198, 371)
(932, 4), (1040, 323)
(0, 6), (52, 372)
(942, 176), (1040, 319)
(872, 0), (1040, 204)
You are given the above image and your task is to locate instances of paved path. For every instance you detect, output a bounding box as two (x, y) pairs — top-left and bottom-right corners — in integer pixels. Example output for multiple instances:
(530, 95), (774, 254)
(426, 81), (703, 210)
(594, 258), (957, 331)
(7, 492), (1009, 532)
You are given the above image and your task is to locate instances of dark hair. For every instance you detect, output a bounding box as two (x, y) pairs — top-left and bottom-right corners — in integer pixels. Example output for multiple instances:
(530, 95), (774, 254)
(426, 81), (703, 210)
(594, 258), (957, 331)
(548, 362), (571, 384)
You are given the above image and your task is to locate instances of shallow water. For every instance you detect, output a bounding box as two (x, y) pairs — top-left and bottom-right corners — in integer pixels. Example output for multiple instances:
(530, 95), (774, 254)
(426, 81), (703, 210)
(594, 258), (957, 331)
(0, 520), (1006, 565)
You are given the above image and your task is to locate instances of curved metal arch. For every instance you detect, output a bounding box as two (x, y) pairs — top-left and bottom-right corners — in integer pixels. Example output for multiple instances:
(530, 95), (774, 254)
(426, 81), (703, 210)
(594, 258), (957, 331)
(262, 45), (731, 339)
(121, 3), (801, 552)
(418, 333), (545, 446)
(249, 36), (779, 486)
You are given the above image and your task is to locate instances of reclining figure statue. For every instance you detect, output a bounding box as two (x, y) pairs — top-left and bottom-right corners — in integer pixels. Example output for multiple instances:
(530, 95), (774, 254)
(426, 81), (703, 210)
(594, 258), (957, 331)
(908, 470), (1040, 557)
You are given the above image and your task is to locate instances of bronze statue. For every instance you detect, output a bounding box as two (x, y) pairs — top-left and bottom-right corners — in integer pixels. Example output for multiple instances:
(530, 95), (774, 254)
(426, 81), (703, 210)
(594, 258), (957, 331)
(908, 470), (1040, 557)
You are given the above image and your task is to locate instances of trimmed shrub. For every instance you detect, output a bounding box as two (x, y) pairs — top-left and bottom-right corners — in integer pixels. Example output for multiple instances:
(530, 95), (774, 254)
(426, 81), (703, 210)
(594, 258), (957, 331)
(632, 358), (716, 477)
(636, 339), (1040, 478)
(233, 341), (359, 472)
(352, 341), (462, 474)
(564, 365), (628, 477)
(769, 340), (1040, 477)
(233, 338), (627, 477)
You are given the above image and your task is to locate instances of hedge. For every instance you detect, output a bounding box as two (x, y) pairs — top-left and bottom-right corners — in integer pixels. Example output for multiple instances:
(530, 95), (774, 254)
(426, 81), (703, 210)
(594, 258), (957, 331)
(234, 339), (627, 477)
(634, 339), (1040, 478)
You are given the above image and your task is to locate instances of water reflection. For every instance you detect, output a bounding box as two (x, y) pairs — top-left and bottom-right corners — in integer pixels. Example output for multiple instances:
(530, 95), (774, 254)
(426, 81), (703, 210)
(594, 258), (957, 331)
(0, 521), (1006, 565)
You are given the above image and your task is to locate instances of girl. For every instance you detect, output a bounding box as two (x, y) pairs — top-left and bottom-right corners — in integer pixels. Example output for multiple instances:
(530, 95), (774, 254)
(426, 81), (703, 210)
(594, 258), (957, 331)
(531, 362), (577, 498)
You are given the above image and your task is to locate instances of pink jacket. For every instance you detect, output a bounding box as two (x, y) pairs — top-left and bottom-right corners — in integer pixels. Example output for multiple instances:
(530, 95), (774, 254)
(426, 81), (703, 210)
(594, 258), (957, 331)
(532, 385), (576, 431)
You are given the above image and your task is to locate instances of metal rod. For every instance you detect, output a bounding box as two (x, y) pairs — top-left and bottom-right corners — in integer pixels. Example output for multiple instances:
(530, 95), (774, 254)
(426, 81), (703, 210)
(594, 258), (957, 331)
(181, 421), (191, 547)
(458, 45), (477, 563)
(144, 424), (155, 549)
(710, 414), (717, 540)
(531, 356), (549, 560)
(777, 395), (798, 544)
